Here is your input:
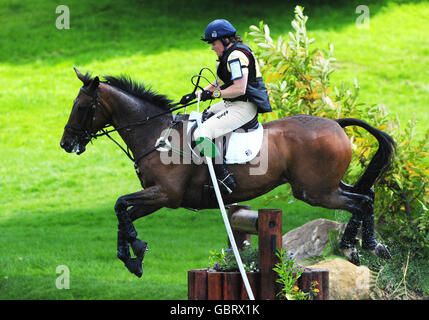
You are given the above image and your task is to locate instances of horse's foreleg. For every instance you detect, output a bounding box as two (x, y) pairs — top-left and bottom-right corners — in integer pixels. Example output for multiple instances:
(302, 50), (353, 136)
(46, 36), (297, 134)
(115, 198), (147, 277)
(114, 185), (171, 277)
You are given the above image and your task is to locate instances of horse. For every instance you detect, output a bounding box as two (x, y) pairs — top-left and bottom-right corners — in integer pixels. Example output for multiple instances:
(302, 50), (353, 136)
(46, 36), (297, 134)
(60, 68), (395, 277)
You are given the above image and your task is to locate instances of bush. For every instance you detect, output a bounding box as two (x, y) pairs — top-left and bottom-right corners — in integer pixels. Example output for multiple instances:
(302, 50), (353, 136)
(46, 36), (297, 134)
(246, 6), (428, 256)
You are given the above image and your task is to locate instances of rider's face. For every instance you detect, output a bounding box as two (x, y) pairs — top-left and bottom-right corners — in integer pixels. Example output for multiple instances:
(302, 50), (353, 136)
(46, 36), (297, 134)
(211, 40), (225, 57)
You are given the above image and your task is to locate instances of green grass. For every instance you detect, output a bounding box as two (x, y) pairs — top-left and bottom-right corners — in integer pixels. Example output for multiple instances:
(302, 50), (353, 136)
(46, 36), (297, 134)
(1, 0), (428, 299)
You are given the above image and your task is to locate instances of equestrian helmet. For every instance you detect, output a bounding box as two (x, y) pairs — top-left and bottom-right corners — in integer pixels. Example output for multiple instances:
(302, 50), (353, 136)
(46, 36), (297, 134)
(201, 19), (236, 43)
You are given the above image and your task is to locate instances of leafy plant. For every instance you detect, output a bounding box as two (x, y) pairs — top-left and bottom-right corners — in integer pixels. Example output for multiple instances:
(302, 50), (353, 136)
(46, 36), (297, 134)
(273, 248), (310, 300)
(208, 241), (259, 272)
(247, 6), (428, 258)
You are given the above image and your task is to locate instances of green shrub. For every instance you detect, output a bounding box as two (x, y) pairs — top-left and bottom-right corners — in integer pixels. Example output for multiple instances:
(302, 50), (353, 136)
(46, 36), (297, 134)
(247, 6), (428, 257)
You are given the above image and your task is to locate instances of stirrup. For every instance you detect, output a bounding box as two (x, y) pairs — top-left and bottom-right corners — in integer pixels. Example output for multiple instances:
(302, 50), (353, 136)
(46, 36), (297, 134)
(217, 174), (236, 194)
(203, 174), (237, 195)
(218, 173), (236, 194)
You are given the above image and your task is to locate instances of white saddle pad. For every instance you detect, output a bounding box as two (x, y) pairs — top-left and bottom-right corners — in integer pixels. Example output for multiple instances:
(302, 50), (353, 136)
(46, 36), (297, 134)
(187, 111), (263, 164)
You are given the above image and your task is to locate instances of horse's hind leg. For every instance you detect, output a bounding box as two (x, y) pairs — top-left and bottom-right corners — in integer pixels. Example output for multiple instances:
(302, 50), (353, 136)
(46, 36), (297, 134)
(336, 188), (391, 264)
(293, 185), (390, 265)
(336, 190), (373, 265)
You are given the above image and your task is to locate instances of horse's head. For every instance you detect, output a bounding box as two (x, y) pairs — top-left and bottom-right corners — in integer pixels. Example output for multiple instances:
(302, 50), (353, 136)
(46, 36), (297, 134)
(60, 68), (109, 155)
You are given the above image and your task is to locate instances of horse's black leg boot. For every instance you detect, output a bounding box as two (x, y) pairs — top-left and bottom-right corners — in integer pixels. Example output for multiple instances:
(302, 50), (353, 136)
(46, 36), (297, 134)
(117, 216), (137, 241)
(340, 217), (361, 249)
(213, 163), (237, 194)
(361, 213), (391, 259)
(117, 211), (148, 257)
(361, 213), (377, 250)
(117, 229), (131, 263)
(115, 197), (138, 241)
(130, 239), (148, 261)
(340, 216), (361, 265)
(116, 221), (146, 278)
(115, 198), (148, 277)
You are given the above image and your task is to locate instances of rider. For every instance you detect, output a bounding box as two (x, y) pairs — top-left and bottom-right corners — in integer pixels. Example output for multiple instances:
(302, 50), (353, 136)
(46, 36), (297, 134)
(180, 19), (272, 194)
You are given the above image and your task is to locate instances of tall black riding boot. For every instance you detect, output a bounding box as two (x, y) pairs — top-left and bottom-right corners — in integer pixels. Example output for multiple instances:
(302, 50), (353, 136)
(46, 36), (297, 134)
(213, 163), (237, 194)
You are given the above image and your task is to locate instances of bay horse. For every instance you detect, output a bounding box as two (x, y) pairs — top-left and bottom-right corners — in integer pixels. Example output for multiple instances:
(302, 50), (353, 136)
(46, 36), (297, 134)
(60, 68), (395, 277)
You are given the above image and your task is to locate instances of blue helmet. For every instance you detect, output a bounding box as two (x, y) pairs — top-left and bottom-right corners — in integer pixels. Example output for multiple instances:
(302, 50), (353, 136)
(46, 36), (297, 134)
(201, 19), (236, 43)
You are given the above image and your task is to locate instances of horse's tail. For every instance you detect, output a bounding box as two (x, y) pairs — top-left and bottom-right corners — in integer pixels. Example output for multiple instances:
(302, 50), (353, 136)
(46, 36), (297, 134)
(335, 118), (396, 194)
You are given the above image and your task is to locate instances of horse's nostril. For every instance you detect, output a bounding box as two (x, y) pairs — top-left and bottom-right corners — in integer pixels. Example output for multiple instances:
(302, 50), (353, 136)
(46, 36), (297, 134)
(60, 140), (65, 148)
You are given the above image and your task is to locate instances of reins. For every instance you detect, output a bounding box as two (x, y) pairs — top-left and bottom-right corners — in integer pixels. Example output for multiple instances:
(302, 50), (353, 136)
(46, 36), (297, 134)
(84, 97), (198, 167)
(71, 68), (217, 167)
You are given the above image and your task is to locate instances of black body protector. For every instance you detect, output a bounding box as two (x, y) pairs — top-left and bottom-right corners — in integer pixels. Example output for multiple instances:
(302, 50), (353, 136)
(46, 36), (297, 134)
(216, 42), (272, 114)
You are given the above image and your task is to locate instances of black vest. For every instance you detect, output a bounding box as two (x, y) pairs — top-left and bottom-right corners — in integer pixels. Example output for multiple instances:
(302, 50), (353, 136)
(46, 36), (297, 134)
(217, 42), (272, 114)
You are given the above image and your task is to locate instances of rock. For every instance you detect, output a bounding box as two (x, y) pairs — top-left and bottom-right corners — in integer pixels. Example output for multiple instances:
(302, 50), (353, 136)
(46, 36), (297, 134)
(307, 258), (372, 300)
(282, 219), (345, 264)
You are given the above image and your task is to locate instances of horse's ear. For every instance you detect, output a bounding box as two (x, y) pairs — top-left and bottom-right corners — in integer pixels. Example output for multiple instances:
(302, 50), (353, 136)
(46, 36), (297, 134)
(89, 76), (100, 92)
(74, 67), (86, 83)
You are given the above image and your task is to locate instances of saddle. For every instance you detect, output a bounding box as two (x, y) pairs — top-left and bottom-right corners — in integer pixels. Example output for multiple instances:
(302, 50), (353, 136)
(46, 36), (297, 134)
(186, 111), (264, 164)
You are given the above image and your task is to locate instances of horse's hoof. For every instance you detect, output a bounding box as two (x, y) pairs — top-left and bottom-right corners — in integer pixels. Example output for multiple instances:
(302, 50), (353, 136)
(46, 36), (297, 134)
(124, 257), (143, 278)
(371, 243), (391, 260)
(131, 239), (148, 261)
(343, 248), (360, 266)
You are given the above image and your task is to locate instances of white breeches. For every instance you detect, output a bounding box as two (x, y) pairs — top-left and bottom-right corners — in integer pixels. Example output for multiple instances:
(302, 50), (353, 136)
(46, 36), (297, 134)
(193, 100), (258, 140)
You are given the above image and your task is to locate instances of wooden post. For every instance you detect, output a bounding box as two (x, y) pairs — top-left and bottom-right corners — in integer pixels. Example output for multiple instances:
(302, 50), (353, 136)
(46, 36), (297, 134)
(258, 209), (282, 300)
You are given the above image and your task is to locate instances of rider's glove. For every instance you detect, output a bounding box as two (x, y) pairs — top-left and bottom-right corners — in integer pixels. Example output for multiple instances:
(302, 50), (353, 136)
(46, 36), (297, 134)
(180, 92), (196, 105)
(200, 90), (214, 102)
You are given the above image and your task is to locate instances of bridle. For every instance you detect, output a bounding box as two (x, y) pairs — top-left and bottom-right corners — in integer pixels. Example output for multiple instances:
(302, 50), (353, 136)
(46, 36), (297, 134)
(64, 86), (107, 142)
(64, 68), (216, 165)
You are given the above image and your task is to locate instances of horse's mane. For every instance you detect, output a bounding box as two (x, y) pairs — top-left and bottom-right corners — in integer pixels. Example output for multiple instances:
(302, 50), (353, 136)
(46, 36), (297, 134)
(81, 72), (173, 110)
(104, 75), (173, 110)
